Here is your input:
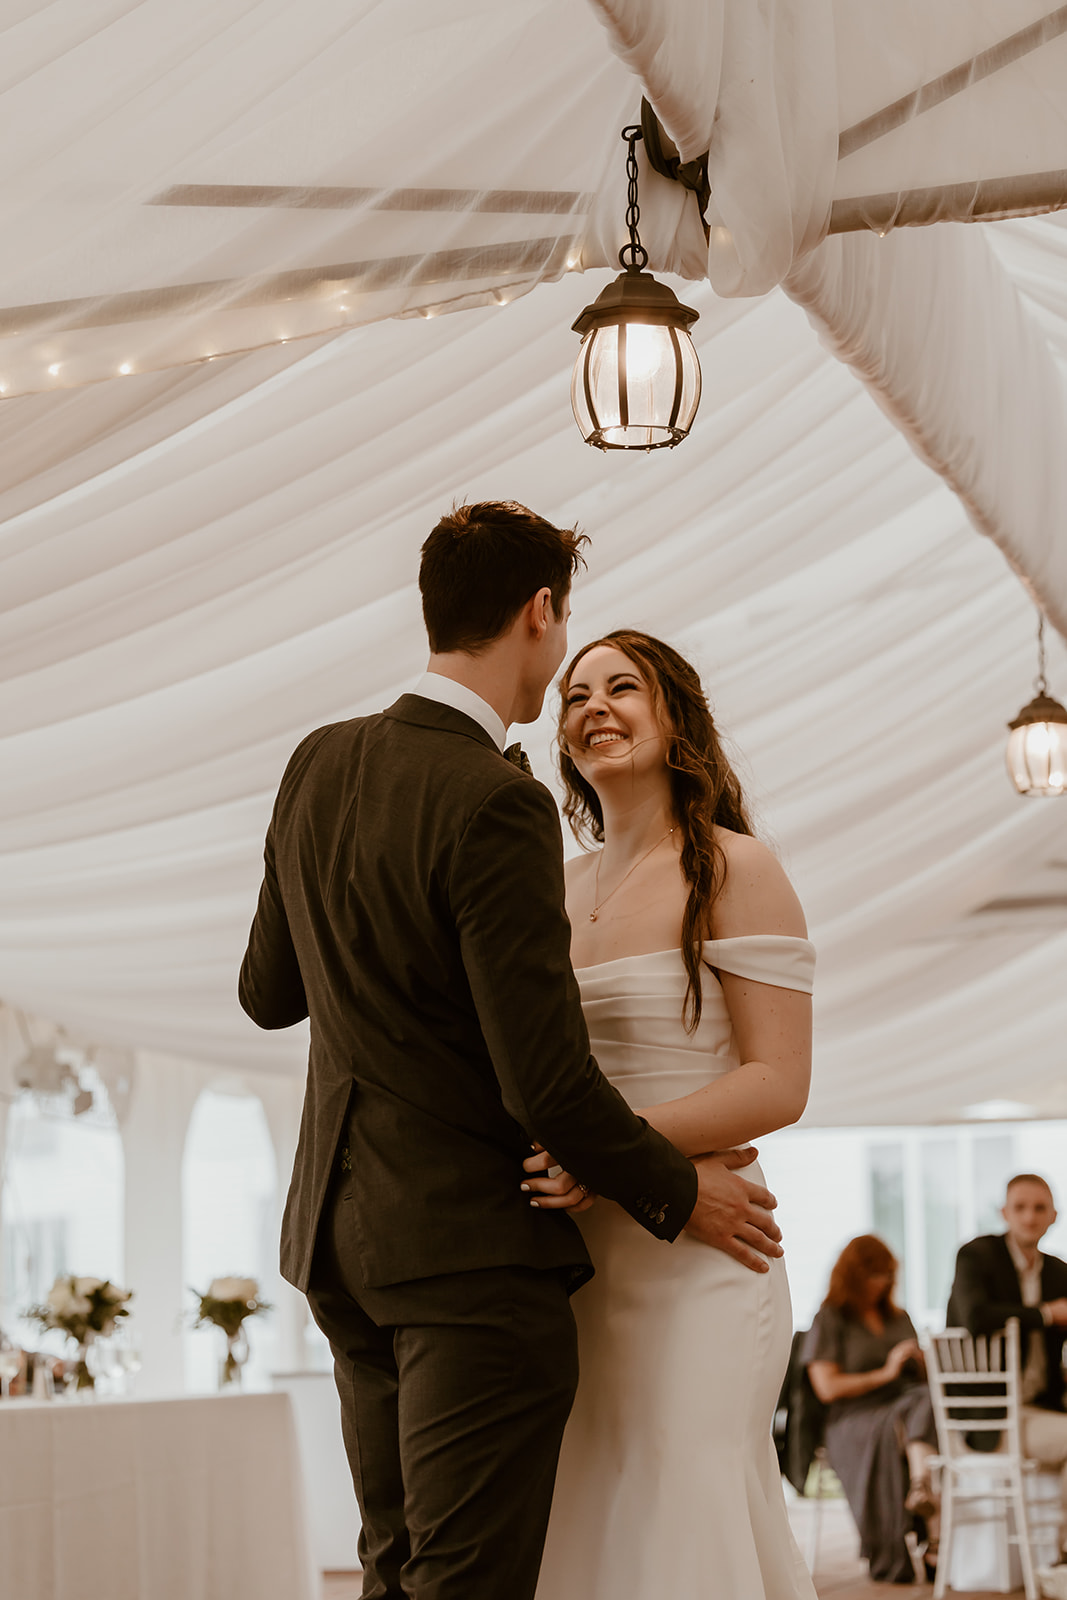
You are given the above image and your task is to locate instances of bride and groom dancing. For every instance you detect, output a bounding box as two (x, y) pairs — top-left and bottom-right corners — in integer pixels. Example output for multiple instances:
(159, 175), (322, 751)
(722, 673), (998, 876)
(239, 500), (817, 1599)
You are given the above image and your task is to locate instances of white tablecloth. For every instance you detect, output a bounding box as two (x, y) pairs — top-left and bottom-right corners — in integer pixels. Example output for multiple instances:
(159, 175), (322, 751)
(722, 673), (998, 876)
(272, 1373), (362, 1573)
(0, 1391), (316, 1600)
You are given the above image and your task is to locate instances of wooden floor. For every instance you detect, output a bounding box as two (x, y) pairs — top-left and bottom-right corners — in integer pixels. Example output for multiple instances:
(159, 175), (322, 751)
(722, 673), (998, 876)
(320, 1498), (1023, 1598)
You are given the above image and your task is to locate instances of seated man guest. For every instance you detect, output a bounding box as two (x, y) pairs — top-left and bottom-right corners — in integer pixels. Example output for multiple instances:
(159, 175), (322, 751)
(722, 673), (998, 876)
(947, 1173), (1067, 1563)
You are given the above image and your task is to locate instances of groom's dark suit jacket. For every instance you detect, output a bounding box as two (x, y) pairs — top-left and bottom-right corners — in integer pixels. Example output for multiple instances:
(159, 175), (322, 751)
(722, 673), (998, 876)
(240, 694), (697, 1294)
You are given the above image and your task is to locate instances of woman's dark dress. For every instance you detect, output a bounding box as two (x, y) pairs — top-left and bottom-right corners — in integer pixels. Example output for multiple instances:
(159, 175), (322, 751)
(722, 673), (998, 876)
(802, 1305), (936, 1583)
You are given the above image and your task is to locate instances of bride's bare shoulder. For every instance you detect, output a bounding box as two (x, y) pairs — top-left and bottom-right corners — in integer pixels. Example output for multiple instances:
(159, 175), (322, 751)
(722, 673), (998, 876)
(712, 827), (807, 938)
(564, 849), (599, 888)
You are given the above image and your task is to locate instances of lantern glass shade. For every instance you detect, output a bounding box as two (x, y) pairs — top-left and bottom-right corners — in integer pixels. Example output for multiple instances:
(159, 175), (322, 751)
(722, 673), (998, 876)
(570, 269), (701, 451)
(1006, 694), (1067, 796)
(571, 321), (701, 450)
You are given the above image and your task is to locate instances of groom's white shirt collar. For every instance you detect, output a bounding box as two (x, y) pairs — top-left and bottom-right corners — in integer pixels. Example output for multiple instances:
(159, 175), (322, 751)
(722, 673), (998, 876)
(413, 671), (507, 752)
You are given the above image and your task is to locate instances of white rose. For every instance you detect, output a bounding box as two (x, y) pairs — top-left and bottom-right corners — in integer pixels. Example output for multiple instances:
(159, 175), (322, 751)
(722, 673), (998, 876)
(208, 1276), (259, 1304)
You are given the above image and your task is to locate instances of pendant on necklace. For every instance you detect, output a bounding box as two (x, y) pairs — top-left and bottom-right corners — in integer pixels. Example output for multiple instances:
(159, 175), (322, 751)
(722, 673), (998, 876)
(589, 911), (598, 922)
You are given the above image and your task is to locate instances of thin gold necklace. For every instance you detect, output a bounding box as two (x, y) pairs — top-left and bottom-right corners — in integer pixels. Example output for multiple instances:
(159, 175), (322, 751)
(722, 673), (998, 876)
(590, 827), (675, 922)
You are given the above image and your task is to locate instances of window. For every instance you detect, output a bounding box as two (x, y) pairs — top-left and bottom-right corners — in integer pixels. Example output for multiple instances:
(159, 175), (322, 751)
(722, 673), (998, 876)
(182, 1090), (277, 1392)
(973, 1135), (1015, 1235)
(922, 1139), (959, 1315)
(870, 1141), (906, 1264)
(1, 1092), (124, 1348)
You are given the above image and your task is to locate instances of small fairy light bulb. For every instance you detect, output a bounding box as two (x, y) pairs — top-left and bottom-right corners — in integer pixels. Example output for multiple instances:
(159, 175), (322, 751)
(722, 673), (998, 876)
(48, 364), (60, 376)
(119, 363), (133, 375)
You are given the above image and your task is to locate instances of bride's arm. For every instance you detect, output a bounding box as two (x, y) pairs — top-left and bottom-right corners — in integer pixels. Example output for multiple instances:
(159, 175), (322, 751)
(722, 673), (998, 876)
(636, 834), (812, 1155)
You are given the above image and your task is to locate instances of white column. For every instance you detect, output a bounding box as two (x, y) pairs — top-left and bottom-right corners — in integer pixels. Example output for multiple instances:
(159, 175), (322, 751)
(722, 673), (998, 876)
(122, 1051), (207, 1396)
(257, 1072), (311, 1374)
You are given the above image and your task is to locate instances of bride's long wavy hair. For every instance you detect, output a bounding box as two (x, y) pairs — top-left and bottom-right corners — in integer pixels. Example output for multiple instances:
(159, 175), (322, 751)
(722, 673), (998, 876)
(557, 629), (754, 1031)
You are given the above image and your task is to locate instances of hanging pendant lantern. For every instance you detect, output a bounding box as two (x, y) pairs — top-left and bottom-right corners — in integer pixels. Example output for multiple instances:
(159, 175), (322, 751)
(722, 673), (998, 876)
(571, 126), (701, 451)
(1006, 613), (1067, 796)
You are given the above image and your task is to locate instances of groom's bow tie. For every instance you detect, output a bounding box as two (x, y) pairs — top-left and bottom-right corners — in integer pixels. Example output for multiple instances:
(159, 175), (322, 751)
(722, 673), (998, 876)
(503, 743), (533, 776)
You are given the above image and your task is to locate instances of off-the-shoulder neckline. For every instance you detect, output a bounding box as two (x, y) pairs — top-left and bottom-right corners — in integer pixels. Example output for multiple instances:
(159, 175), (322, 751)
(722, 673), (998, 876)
(572, 934), (814, 975)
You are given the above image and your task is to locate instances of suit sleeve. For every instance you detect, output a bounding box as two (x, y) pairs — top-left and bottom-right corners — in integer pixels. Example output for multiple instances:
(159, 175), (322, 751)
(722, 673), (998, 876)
(238, 733), (331, 1030)
(239, 812), (309, 1029)
(449, 773), (697, 1242)
(948, 1241), (1047, 1337)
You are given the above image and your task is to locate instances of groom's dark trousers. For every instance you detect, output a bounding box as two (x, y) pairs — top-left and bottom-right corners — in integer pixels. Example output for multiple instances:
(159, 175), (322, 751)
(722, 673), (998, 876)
(239, 695), (697, 1599)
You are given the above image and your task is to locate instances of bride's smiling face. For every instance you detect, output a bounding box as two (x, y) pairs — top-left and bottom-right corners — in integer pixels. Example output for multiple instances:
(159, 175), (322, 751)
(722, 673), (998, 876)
(563, 645), (670, 785)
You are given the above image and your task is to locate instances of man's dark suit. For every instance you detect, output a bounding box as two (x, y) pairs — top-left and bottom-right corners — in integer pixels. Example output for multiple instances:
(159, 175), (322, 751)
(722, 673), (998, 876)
(947, 1233), (1067, 1412)
(239, 694), (697, 1598)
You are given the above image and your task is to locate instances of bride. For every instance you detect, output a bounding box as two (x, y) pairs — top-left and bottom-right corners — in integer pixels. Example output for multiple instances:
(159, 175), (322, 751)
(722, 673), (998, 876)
(525, 630), (818, 1600)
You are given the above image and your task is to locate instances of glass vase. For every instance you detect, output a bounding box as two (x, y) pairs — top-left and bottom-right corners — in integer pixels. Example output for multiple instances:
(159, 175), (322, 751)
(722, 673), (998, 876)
(218, 1326), (249, 1390)
(65, 1334), (96, 1398)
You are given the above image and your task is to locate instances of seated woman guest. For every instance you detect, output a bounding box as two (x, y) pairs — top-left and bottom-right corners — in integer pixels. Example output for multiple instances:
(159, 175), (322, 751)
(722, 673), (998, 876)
(803, 1235), (938, 1584)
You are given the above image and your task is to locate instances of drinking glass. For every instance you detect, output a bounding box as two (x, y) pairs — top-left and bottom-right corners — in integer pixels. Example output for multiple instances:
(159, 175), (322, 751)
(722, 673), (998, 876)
(0, 1334), (21, 1399)
(112, 1327), (142, 1393)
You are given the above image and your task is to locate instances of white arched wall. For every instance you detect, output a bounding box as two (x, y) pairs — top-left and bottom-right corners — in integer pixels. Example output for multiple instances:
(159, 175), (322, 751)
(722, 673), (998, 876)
(0, 1025), (306, 1395)
(124, 1051), (306, 1396)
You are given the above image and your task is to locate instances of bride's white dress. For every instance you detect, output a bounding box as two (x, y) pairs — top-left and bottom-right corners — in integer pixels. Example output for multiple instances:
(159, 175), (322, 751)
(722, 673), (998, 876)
(536, 936), (818, 1600)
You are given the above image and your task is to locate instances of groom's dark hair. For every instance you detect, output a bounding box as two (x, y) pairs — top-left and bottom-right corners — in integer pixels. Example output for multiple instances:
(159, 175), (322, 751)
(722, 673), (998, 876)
(420, 501), (588, 654)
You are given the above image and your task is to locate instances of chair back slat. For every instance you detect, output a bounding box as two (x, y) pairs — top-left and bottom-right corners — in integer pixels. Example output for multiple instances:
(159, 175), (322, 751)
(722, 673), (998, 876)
(921, 1319), (1023, 1461)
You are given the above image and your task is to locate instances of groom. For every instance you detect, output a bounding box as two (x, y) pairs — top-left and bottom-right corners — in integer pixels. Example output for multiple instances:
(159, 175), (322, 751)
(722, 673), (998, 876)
(239, 501), (783, 1599)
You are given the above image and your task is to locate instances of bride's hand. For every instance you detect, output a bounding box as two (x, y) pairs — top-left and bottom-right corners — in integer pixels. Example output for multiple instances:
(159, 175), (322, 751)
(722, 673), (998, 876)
(521, 1143), (597, 1213)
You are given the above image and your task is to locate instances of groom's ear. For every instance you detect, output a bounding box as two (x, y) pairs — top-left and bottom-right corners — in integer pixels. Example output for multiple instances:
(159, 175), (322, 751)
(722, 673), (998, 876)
(526, 587), (554, 641)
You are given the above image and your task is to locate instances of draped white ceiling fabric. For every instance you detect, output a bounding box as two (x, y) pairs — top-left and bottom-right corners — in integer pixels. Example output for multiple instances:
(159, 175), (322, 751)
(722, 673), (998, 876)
(591, 0), (1067, 633)
(1, 1), (1066, 1126)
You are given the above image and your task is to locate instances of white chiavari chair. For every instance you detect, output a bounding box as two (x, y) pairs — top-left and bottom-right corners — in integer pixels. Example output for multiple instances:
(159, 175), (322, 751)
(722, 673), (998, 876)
(923, 1319), (1040, 1600)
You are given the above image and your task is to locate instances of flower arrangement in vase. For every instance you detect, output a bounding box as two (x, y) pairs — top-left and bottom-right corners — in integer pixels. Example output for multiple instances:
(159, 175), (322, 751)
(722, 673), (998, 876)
(27, 1275), (133, 1394)
(191, 1277), (271, 1389)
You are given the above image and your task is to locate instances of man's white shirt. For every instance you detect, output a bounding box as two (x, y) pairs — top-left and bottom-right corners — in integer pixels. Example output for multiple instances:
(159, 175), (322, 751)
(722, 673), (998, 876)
(1007, 1232), (1048, 1403)
(413, 671), (507, 752)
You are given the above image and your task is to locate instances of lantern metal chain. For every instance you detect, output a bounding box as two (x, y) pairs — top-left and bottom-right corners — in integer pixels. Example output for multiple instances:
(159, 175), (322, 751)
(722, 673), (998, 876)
(1036, 611), (1048, 694)
(618, 125), (648, 273)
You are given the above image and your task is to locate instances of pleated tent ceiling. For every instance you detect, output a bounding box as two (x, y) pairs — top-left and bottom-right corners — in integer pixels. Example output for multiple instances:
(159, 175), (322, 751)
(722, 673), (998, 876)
(0, 0), (1065, 1125)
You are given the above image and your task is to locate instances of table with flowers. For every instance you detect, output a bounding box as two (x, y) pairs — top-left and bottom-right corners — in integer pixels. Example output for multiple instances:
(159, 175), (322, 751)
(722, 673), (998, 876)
(0, 1389), (317, 1600)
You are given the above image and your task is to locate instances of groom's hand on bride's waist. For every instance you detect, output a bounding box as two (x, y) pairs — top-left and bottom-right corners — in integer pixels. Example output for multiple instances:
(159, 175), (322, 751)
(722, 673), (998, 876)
(684, 1148), (783, 1271)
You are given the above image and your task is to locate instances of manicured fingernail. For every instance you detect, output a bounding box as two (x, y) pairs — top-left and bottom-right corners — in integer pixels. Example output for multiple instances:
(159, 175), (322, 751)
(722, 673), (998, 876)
(520, 1183), (530, 1192)
(529, 1200), (540, 1208)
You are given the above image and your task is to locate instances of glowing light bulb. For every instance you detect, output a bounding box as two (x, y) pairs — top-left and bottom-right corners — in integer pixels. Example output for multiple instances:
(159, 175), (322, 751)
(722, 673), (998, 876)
(119, 363), (132, 375)
(48, 364), (60, 376)
(623, 323), (671, 383)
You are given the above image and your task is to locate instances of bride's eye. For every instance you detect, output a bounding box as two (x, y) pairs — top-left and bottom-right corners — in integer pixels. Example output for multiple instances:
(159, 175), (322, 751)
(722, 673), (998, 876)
(611, 680), (640, 695)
